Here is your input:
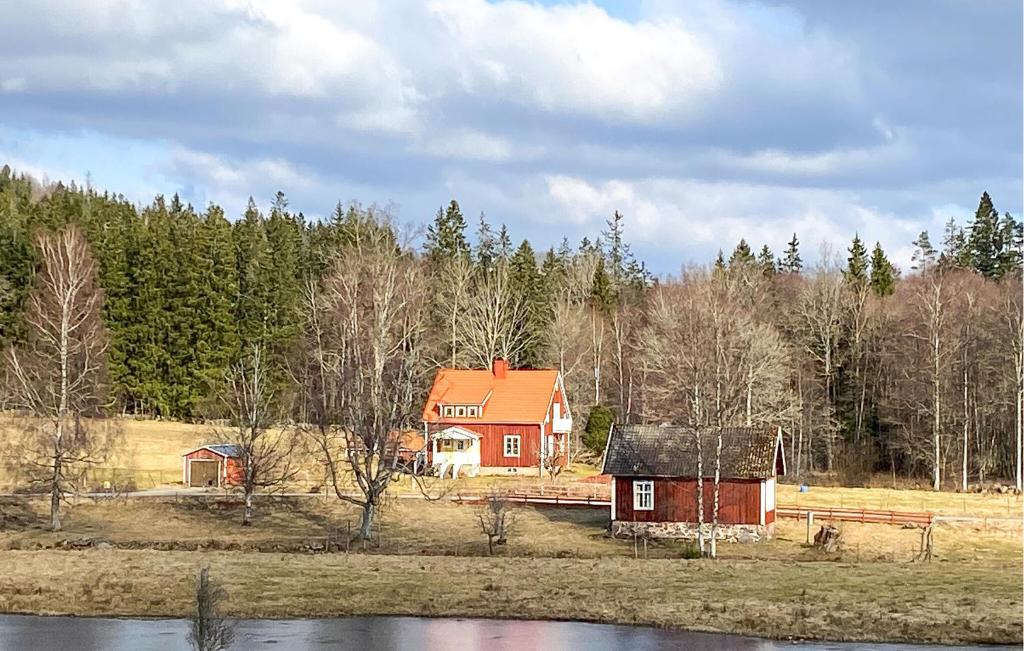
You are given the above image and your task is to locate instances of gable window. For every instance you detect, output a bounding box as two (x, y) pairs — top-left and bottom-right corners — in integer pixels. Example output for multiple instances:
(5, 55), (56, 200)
(503, 435), (520, 457)
(456, 406), (466, 417)
(442, 405), (454, 418)
(633, 480), (654, 511)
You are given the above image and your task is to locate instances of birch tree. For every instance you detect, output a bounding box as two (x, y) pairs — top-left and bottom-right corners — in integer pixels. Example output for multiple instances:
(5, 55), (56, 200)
(303, 214), (430, 540)
(4, 226), (109, 531)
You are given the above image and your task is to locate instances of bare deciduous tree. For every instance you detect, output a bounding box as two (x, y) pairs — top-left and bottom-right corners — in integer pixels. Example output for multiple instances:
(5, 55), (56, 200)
(302, 213), (432, 540)
(477, 489), (517, 555)
(459, 260), (531, 368)
(4, 226), (108, 531)
(222, 343), (299, 526)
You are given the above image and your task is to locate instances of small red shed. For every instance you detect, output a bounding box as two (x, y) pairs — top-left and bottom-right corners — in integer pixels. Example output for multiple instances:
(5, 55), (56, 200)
(602, 424), (785, 542)
(182, 445), (245, 488)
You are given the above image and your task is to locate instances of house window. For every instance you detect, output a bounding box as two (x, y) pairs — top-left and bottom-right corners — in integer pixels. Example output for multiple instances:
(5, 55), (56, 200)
(503, 435), (520, 457)
(467, 406), (478, 417)
(442, 405), (454, 418)
(457, 440), (465, 451)
(456, 406), (466, 417)
(633, 480), (654, 511)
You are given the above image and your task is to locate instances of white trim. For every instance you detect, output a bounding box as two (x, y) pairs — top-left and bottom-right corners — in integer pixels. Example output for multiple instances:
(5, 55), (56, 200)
(503, 434), (521, 457)
(599, 423), (615, 474)
(774, 426), (787, 476)
(430, 426), (481, 441)
(610, 476), (616, 521)
(633, 480), (654, 511)
(181, 445), (237, 459)
(759, 479), (766, 526)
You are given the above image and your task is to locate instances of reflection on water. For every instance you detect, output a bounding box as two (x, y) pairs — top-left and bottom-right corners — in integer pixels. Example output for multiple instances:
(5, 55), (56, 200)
(0, 615), (1012, 651)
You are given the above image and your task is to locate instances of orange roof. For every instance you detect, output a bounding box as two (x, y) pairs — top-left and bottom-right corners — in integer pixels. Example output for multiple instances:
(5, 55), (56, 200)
(422, 367), (560, 424)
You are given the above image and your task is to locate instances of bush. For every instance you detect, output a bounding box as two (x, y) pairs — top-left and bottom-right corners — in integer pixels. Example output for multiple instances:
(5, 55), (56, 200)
(582, 405), (615, 454)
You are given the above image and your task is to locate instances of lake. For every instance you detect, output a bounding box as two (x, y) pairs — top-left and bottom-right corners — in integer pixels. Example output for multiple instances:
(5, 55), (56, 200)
(0, 615), (1013, 650)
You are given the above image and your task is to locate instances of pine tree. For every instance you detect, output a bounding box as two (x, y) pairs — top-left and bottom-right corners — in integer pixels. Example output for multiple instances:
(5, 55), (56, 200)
(728, 239), (755, 267)
(713, 250), (726, 274)
(844, 234), (869, 286)
(782, 233), (802, 273)
(967, 192), (1002, 278)
(425, 200), (469, 264)
(757, 245), (776, 277)
(910, 230), (937, 273)
(869, 242), (896, 297)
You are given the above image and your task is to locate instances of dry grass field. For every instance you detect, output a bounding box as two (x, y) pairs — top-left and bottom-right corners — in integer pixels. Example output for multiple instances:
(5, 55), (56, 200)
(0, 495), (1019, 644)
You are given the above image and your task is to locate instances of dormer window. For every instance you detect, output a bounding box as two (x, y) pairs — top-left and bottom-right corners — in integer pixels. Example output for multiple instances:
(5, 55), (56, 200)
(456, 406), (466, 417)
(467, 406), (478, 417)
(442, 405), (454, 418)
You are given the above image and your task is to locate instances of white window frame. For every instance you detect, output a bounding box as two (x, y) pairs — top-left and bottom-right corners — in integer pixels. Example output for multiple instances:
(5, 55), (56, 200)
(467, 406), (478, 417)
(633, 480), (654, 511)
(503, 435), (521, 457)
(442, 405), (454, 418)
(456, 406), (466, 417)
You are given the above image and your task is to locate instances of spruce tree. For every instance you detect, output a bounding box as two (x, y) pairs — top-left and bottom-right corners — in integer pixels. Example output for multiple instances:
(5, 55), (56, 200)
(713, 250), (726, 274)
(966, 192), (1000, 277)
(425, 200), (470, 264)
(996, 212), (1022, 277)
(757, 245), (776, 277)
(474, 212), (496, 272)
(728, 238), (755, 267)
(939, 218), (970, 270)
(844, 234), (869, 286)
(497, 224), (512, 260)
(509, 240), (546, 367)
(869, 242), (896, 297)
(910, 231), (937, 273)
(782, 233), (802, 273)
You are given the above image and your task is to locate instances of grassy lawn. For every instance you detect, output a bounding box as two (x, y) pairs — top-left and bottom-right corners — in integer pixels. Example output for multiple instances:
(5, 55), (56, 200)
(0, 495), (1019, 644)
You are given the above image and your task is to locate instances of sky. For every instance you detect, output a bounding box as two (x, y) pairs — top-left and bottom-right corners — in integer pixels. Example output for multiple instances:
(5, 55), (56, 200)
(0, 0), (1020, 273)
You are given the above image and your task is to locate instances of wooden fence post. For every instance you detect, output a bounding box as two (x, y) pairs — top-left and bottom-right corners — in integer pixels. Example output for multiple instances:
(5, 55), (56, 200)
(806, 512), (814, 544)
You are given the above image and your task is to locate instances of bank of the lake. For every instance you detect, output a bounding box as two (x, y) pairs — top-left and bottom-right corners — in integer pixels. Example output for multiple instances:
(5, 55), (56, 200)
(2, 615), (1019, 651)
(0, 549), (1019, 646)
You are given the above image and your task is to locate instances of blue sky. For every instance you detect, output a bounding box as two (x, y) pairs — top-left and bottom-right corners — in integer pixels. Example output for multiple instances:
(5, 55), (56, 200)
(0, 0), (1020, 272)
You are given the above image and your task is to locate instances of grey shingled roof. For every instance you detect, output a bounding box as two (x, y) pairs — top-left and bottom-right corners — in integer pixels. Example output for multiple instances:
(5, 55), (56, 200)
(204, 444), (244, 458)
(602, 424), (782, 479)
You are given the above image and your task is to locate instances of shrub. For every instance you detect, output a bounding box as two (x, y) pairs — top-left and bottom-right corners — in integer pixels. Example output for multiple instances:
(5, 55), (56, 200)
(582, 405), (615, 454)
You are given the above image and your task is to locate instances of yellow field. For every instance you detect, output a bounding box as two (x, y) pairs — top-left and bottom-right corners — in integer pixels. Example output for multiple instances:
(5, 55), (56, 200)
(778, 483), (1023, 518)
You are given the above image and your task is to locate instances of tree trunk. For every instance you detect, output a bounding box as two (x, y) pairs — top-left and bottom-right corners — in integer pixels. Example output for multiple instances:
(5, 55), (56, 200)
(49, 451), (62, 532)
(933, 327), (941, 491)
(962, 363), (969, 492)
(242, 486), (254, 527)
(359, 500), (376, 541)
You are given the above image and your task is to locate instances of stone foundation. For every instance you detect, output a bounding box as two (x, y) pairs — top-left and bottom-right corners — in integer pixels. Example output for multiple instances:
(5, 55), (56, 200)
(611, 520), (771, 544)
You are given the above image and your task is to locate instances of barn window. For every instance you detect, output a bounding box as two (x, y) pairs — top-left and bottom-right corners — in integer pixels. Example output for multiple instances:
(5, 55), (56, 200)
(503, 435), (520, 457)
(633, 480), (654, 511)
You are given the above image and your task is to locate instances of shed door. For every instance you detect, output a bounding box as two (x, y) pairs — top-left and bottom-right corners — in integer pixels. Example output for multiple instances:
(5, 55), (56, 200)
(189, 459), (219, 487)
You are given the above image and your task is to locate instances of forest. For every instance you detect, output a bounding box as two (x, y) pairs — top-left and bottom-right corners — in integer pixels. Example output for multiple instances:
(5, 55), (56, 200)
(0, 163), (1021, 490)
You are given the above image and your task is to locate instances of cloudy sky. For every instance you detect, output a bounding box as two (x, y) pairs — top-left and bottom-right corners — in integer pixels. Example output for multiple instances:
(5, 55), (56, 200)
(0, 0), (1020, 272)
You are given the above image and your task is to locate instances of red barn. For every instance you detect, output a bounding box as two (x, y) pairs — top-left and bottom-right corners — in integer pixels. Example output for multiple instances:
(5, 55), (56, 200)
(422, 359), (572, 477)
(602, 424), (785, 542)
(181, 445), (244, 488)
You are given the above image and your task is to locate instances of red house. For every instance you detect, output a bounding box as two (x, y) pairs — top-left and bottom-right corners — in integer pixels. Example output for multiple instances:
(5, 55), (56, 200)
(602, 424), (785, 542)
(182, 445), (244, 488)
(422, 359), (572, 477)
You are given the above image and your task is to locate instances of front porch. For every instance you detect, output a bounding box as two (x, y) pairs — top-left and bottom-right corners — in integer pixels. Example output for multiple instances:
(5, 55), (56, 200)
(430, 426), (481, 478)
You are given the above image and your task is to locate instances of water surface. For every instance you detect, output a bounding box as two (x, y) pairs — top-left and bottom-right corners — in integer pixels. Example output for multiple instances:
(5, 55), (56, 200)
(0, 615), (1011, 650)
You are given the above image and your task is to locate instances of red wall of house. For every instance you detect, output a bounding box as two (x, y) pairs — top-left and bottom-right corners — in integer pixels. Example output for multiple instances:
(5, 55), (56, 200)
(429, 422), (543, 467)
(614, 477), (762, 525)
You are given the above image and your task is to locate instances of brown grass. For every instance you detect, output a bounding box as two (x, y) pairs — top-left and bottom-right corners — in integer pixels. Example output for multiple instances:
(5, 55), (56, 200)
(778, 483), (1023, 518)
(0, 548), (1017, 645)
